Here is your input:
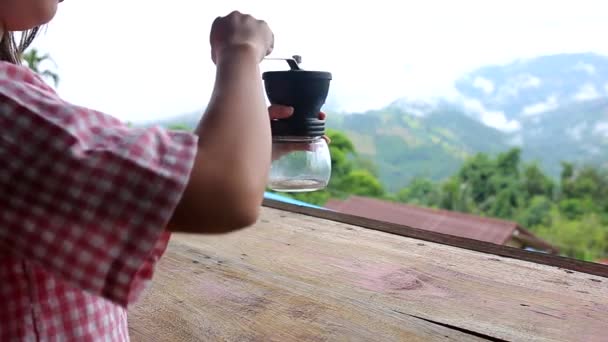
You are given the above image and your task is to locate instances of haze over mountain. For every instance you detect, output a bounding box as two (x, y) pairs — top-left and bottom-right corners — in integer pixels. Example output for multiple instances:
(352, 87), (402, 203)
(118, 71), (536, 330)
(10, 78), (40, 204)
(342, 53), (608, 190)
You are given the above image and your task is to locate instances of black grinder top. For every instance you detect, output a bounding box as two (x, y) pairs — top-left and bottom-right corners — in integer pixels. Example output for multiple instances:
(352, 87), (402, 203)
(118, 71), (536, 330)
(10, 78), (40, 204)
(263, 57), (332, 137)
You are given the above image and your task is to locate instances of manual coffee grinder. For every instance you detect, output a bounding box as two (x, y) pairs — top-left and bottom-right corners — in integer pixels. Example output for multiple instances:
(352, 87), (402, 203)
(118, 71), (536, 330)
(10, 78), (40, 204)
(263, 55), (333, 192)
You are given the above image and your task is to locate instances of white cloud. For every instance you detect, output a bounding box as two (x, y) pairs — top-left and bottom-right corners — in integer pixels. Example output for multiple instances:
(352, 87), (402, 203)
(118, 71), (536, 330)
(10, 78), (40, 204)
(392, 97), (440, 117)
(473, 77), (495, 94)
(480, 111), (521, 132)
(461, 97), (486, 112)
(519, 74), (542, 88)
(567, 122), (587, 141)
(605, 82), (608, 95)
(574, 62), (596, 75)
(522, 95), (559, 116)
(573, 84), (600, 101)
(461, 98), (521, 132)
(594, 122), (608, 136)
(494, 74), (541, 101)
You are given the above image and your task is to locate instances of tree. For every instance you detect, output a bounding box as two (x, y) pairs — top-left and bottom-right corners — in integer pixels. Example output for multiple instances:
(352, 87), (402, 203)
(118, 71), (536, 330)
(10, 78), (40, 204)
(558, 198), (587, 220)
(522, 162), (554, 202)
(325, 128), (355, 154)
(534, 212), (608, 261)
(167, 124), (192, 131)
(353, 155), (380, 178)
(22, 48), (59, 87)
(439, 178), (475, 213)
(447, 148), (526, 216)
(397, 177), (441, 207)
(495, 147), (521, 178)
(457, 152), (495, 206)
(341, 170), (385, 197)
(517, 195), (553, 228)
(387, 146), (608, 262)
(560, 162), (574, 183)
(489, 182), (522, 219)
(559, 164), (608, 215)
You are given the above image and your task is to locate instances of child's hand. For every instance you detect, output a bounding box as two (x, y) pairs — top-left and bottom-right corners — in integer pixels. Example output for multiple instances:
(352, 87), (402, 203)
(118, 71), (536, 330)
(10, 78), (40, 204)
(268, 105), (330, 162)
(210, 11), (274, 64)
(268, 105), (330, 143)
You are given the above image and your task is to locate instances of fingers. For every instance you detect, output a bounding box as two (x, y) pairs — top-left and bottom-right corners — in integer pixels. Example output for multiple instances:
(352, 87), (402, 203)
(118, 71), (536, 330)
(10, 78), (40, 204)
(268, 108), (328, 122)
(268, 105), (294, 119)
(266, 31), (275, 57)
(319, 112), (330, 144)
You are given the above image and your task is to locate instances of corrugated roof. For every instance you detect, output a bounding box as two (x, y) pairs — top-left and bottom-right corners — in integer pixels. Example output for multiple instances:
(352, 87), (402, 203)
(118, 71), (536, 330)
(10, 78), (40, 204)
(325, 196), (517, 245)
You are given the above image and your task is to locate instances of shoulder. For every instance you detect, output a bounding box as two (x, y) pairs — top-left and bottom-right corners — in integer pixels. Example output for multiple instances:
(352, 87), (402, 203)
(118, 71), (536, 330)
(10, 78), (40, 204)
(0, 60), (57, 95)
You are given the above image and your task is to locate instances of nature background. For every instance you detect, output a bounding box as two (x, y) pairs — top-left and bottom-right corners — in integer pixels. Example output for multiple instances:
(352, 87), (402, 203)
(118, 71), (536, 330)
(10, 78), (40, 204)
(29, 0), (608, 262)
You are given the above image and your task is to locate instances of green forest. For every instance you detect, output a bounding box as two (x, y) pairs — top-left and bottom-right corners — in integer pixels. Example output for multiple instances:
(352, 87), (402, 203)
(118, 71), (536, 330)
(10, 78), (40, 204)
(283, 130), (608, 263)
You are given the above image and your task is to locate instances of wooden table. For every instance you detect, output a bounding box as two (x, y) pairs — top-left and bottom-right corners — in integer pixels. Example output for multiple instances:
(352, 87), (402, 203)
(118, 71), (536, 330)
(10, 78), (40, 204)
(128, 203), (608, 341)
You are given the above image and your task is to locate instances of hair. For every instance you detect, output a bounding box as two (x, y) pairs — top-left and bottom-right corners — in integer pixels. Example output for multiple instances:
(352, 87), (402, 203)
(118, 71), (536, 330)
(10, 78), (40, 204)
(0, 28), (40, 64)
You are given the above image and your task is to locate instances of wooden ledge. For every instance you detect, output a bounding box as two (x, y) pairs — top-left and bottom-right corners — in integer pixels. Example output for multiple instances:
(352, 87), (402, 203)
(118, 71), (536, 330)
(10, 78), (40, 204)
(129, 204), (608, 341)
(263, 198), (608, 278)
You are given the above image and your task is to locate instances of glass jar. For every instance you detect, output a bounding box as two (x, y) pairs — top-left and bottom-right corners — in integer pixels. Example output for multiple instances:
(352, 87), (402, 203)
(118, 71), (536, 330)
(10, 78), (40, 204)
(268, 135), (331, 192)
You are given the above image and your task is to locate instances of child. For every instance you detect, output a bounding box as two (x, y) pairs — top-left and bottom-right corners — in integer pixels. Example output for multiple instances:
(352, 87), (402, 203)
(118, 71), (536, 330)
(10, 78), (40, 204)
(0, 2), (324, 340)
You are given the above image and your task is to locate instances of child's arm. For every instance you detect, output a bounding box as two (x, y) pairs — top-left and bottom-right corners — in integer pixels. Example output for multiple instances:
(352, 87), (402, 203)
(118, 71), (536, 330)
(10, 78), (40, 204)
(168, 12), (276, 234)
(168, 47), (270, 233)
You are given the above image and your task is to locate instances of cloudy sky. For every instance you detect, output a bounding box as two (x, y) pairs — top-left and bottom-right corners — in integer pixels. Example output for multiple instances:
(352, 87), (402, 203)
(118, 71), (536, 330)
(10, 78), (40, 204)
(31, 0), (608, 124)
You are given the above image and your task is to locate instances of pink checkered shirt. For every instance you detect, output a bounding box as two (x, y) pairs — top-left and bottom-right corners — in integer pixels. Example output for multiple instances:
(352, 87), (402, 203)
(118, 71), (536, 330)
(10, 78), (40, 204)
(0, 61), (198, 340)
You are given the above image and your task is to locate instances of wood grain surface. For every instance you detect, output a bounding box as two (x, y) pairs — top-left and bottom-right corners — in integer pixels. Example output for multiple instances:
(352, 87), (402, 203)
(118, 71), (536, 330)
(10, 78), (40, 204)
(128, 206), (608, 342)
(263, 199), (608, 279)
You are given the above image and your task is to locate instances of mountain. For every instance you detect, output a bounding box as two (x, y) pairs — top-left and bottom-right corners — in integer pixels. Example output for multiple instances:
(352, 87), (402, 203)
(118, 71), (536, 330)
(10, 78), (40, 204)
(327, 106), (510, 191)
(389, 53), (608, 167)
(455, 52), (608, 121)
(455, 53), (608, 177)
(327, 98), (608, 191)
(518, 97), (608, 176)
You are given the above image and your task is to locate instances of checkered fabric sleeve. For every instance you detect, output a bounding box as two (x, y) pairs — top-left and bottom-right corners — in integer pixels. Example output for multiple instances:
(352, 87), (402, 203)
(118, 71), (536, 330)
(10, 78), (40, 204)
(0, 61), (198, 307)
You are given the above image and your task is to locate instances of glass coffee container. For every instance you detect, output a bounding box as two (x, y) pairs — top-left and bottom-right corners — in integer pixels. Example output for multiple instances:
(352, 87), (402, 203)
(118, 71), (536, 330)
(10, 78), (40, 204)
(263, 56), (333, 192)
